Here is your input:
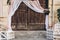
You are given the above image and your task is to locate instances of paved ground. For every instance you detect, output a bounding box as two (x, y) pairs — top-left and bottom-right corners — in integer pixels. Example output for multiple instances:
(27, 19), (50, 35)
(11, 31), (47, 40)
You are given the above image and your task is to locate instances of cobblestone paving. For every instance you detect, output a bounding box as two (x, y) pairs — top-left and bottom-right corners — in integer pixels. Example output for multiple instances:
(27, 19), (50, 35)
(11, 31), (47, 40)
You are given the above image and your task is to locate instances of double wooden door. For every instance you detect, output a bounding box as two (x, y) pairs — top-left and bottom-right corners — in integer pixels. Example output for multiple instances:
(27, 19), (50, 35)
(12, 0), (48, 30)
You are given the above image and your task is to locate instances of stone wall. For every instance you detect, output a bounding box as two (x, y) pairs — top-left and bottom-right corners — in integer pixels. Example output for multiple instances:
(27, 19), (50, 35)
(53, 0), (60, 23)
(49, 0), (60, 28)
(0, 0), (9, 31)
(0, 0), (3, 17)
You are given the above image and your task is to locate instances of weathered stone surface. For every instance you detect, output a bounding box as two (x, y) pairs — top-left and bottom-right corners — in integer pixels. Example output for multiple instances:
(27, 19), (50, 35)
(11, 31), (47, 40)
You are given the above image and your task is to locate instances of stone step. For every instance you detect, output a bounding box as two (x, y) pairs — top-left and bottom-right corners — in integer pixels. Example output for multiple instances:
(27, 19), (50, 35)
(11, 31), (46, 40)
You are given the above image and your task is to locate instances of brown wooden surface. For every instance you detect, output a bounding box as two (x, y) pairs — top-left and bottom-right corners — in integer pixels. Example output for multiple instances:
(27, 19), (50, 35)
(11, 0), (46, 31)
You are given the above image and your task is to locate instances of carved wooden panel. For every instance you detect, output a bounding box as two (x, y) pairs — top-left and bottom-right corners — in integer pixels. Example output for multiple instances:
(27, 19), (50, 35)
(12, 0), (47, 30)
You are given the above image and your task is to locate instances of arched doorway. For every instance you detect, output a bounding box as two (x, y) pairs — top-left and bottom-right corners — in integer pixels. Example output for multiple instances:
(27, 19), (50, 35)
(11, 0), (48, 31)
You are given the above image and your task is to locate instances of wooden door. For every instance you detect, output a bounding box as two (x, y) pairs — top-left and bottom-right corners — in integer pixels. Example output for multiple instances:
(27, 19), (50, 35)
(11, 0), (48, 31)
